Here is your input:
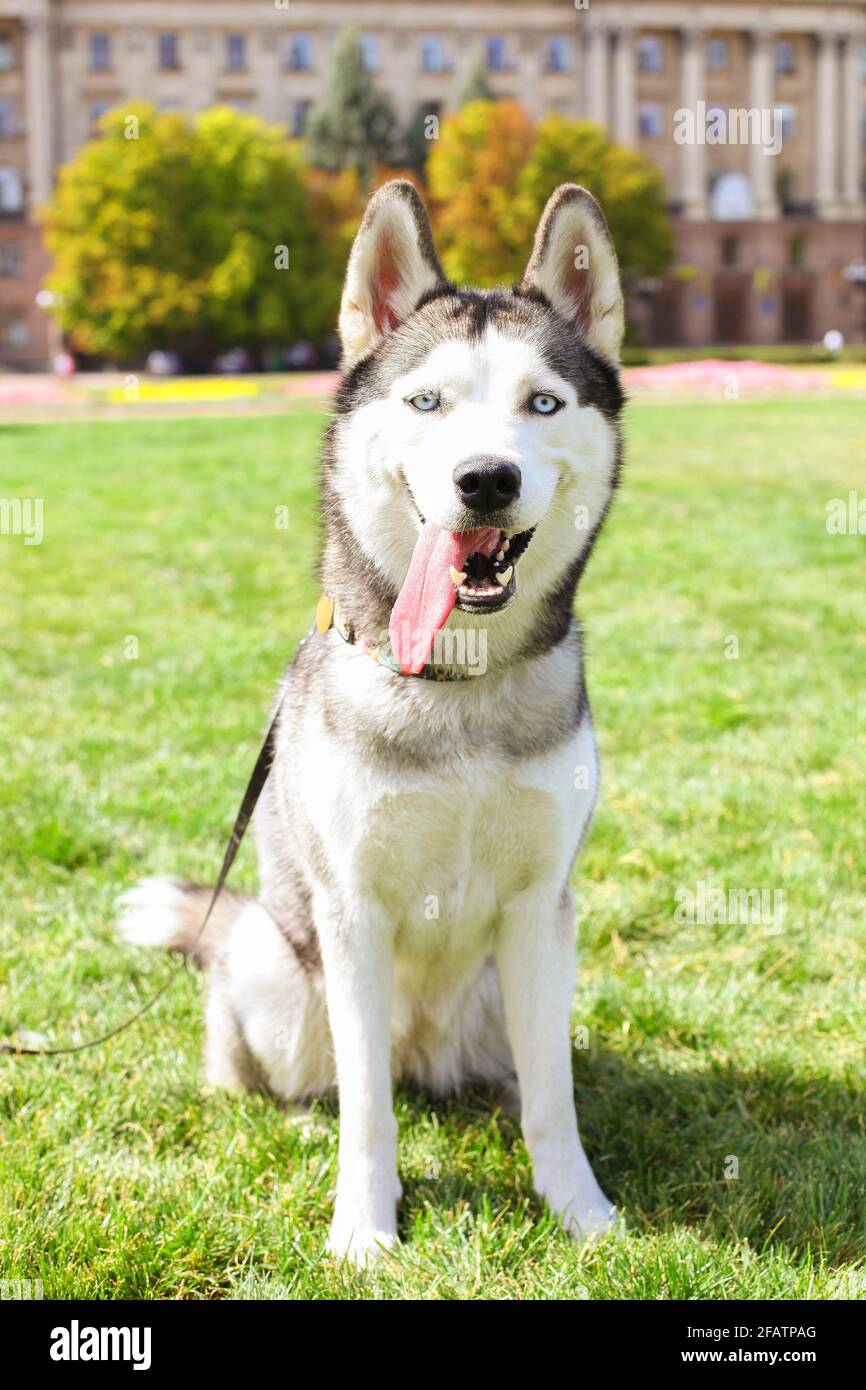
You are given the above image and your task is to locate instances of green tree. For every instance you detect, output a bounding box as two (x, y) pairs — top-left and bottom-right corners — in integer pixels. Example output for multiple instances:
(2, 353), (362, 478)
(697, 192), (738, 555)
(428, 103), (673, 297)
(306, 30), (397, 182)
(42, 104), (358, 365)
(403, 105), (438, 175)
(458, 62), (494, 106)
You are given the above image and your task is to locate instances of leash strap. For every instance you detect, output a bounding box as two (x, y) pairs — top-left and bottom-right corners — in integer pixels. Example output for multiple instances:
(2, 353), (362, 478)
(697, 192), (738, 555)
(1, 697), (284, 1059)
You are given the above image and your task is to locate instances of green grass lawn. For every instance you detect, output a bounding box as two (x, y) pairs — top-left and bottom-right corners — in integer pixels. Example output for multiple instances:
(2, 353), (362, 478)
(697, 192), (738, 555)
(1, 398), (864, 1300)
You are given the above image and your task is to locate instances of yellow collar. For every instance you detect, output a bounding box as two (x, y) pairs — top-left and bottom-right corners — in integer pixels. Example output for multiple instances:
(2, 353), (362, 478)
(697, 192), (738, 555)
(313, 594), (474, 681)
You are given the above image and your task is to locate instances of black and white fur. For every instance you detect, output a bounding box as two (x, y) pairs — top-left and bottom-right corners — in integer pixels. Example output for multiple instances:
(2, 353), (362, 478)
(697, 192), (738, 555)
(118, 182), (626, 1264)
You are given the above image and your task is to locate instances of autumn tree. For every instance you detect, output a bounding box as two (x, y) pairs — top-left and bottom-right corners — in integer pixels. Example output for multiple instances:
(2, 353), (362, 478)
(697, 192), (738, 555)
(42, 105), (359, 365)
(428, 102), (673, 295)
(426, 101), (535, 285)
(510, 114), (674, 290)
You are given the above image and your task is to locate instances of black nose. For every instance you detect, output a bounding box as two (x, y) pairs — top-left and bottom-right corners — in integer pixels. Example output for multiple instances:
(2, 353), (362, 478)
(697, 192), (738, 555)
(453, 455), (522, 513)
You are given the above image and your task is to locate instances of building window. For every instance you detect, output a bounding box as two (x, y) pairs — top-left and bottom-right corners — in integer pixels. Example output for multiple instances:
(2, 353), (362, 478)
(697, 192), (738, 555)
(638, 102), (663, 138)
(0, 311), (27, 347)
(721, 236), (739, 268)
(89, 100), (113, 133)
(359, 33), (379, 73)
(421, 35), (447, 72)
(637, 36), (663, 74)
(158, 33), (180, 70)
(486, 36), (512, 72)
(778, 104), (796, 141)
(287, 34), (313, 71)
(89, 33), (111, 71)
(291, 100), (311, 137)
(0, 241), (20, 275)
(0, 165), (23, 211)
(775, 40), (795, 76)
(707, 38), (728, 73)
(0, 100), (18, 137)
(789, 235), (806, 269)
(0, 32), (14, 71)
(226, 35), (246, 71)
(544, 36), (570, 73)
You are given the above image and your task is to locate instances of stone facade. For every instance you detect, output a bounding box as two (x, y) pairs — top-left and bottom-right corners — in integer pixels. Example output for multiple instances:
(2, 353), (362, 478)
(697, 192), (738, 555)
(1, 0), (865, 366)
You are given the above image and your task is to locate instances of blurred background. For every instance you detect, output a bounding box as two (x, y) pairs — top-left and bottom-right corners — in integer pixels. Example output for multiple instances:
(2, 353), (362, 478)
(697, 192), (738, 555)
(1, 0), (865, 378)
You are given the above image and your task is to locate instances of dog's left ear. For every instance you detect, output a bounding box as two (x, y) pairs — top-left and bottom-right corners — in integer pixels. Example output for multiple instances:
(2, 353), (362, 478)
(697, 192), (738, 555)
(521, 184), (624, 366)
(339, 180), (446, 369)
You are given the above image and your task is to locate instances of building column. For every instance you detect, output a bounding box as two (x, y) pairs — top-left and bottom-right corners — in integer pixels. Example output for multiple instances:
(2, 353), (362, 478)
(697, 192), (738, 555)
(188, 28), (216, 111)
(815, 34), (839, 217)
(748, 27), (779, 220)
(585, 20), (608, 128)
(123, 28), (150, 102)
(841, 33), (864, 214)
(612, 27), (636, 146)
(23, 16), (54, 210)
(680, 26), (707, 219)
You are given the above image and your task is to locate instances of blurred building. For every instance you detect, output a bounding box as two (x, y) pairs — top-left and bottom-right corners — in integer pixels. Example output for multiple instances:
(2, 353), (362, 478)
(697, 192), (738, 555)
(1, 0), (865, 366)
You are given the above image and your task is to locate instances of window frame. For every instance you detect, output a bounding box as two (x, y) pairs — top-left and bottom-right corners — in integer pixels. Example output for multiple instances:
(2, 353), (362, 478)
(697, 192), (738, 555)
(420, 34), (447, 73)
(774, 40), (796, 76)
(359, 32), (379, 73)
(637, 35), (663, 75)
(226, 34), (246, 72)
(638, 101), (664, 138)
(158, 32), (180, 71)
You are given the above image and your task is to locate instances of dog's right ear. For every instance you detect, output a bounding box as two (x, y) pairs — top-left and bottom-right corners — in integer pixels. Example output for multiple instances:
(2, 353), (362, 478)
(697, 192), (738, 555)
(338, 180), (446, 369)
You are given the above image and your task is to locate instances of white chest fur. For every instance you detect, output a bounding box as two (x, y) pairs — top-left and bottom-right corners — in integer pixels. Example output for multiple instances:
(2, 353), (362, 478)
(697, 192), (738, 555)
(293, 641), (599, 987)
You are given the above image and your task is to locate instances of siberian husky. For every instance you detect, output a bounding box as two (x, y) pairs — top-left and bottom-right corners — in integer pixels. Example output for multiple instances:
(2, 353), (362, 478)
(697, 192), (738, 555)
(118, 181), (626, 1264)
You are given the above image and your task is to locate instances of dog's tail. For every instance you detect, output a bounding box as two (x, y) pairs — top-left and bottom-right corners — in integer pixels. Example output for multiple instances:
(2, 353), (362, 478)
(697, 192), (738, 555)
(116, 877), (251, 968)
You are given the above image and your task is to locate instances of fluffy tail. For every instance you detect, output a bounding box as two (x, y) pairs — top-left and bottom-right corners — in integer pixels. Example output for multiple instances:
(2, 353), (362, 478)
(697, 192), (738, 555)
(116, 876), (252, 968)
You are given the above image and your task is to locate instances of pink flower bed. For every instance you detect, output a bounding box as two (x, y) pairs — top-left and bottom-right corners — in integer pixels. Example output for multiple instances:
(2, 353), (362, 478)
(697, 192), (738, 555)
(622, 359), (827, 392)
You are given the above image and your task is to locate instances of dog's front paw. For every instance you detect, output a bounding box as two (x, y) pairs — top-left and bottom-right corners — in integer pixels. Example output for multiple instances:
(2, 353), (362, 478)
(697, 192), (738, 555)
(558, 1195), (623, 1244)
(327, 1218), (400, 1268)
(534, 1150), (622, 1245)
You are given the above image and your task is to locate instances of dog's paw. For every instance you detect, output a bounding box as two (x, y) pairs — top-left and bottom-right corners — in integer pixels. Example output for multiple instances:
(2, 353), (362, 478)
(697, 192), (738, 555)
(533, 1151), (622, 1246)
(559, 1197), (623, 1245)
(327, 1219), (400, 1268)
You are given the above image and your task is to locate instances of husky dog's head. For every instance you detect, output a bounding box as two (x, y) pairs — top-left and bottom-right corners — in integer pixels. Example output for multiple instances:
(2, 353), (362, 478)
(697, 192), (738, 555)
(321, 180), (625, 676)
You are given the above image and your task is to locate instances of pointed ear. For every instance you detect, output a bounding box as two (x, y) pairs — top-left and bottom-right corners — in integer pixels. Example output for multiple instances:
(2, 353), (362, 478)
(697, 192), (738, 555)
(521, 184), (624, 366)
(338, 180), (446, 369)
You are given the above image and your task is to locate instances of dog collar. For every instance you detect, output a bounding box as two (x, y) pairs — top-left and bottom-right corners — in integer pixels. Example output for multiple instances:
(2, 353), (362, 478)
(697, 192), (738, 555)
(313, 594), (473, 682)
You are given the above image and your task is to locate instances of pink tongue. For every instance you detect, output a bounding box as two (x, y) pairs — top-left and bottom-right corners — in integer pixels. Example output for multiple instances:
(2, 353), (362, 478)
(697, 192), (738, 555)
(389, 523), (500, 674)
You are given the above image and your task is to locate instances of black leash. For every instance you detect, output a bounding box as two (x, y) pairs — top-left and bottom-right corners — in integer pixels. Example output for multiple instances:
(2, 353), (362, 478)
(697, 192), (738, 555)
(1, 698), (284, 1059)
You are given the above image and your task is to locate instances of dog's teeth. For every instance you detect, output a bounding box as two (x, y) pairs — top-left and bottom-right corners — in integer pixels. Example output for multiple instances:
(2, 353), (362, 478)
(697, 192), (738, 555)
(496, 549), (505, 562)
(498, 565), (513, 586)
(502, 538), (510, 552)
(450, 566), (467, 585)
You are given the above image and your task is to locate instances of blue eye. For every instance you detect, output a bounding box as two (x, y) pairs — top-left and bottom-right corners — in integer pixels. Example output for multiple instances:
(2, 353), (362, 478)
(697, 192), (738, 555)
(529, 393), (562, 415)
(407, 392), (440, 412)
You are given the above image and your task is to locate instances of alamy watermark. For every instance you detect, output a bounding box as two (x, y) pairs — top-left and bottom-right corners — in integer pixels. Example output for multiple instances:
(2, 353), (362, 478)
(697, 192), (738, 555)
(675, 879), (784, 934)
(1, 1279), (43, 1299)
(826, 490), (866, 535)
(674, 102), (783, 157)
(389, 622), (488, 676)
(0, 496), (43, 545)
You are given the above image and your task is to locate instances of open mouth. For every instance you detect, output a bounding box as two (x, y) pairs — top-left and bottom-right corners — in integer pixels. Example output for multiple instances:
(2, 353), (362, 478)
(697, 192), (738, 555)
(452, 527), (534, 614)
(388, 500), (537, 675)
